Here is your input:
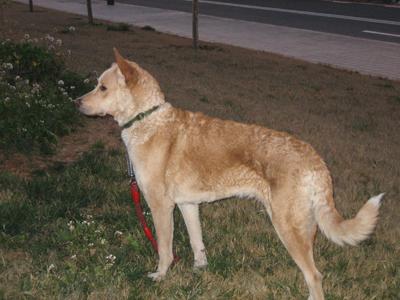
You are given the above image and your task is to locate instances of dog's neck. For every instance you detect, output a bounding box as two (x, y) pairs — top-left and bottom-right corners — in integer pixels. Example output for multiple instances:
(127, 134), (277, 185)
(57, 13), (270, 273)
(120, 102), (172, 153)
(114, 86), (166, 127)
(121, 105), (162, 129)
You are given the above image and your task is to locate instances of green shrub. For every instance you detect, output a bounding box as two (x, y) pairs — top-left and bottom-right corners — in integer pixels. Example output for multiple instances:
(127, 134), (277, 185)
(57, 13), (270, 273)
(0, 40), (92, 154)
(0, 40), (62, 82)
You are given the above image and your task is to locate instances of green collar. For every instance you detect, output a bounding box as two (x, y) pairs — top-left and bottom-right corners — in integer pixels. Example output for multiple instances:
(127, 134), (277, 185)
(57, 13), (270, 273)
(122, 105), (161, 129)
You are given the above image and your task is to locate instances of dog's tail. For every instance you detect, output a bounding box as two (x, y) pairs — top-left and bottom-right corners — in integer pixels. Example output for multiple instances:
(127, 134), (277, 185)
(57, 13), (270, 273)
(314, 193), (384, 246)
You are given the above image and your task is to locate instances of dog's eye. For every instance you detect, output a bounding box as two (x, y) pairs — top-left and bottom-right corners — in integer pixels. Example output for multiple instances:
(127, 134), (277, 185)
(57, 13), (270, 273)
(100, 85), (107, 92)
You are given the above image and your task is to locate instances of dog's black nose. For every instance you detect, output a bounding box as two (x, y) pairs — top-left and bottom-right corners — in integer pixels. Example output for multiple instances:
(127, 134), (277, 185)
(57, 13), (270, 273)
(74, 98), (82, 108)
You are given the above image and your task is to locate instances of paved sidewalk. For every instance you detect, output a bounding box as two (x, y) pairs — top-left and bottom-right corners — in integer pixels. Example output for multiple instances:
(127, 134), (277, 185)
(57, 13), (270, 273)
(14, 0), (400, 80)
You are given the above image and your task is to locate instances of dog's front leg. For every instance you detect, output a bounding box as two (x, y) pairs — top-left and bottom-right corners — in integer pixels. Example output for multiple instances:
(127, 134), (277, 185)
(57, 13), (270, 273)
(147, 203), (175, 281)
(178, 203), (208, 269)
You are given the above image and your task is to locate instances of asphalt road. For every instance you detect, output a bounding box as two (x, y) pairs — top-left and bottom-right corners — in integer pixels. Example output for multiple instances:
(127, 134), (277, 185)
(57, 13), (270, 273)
(118, 0), (400, 44)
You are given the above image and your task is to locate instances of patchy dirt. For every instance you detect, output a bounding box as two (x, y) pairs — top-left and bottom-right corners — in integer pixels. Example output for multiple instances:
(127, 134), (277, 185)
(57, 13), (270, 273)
(0, 117), (121, 177)
(54, 117), (121, 162)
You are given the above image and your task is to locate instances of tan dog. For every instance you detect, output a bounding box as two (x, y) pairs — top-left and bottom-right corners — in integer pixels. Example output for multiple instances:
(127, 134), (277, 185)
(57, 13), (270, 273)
(76, 49), (383, 300)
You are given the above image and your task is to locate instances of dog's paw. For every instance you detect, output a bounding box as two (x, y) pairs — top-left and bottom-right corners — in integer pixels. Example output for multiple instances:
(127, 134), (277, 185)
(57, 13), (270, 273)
(193, 259), (208, 270)
(147, 271), (165, 281)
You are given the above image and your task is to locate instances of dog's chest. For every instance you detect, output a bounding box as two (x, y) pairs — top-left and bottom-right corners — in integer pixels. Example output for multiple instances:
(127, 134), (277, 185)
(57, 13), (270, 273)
(122, 130), (216, 204)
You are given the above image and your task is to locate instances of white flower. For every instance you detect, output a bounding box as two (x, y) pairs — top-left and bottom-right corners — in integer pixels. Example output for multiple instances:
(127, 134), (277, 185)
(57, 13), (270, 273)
(83, 78), (90, 84)
(4, 97), (10, 102)
(57, 80), (64, 86)
(25, 102), (30, 107)
(47, 264), (56, 272)
(71, 254), (77, 260)
(114, 230), (123, 237)
(70, 86), (75, 90)
(15, 75), (21, 81)
(2, 63), (13, 70)
(45, 34), (54, 42)
(68, 26), (76, 32)
(100, 238), (106, 245)
(24, 33), (30, 39)
(88, 242), (94, 247)
(31, 83), (40, 94)
(68, 220), (75, 231)
(56, 39), (62, 46)
(105, 254), (116, 265)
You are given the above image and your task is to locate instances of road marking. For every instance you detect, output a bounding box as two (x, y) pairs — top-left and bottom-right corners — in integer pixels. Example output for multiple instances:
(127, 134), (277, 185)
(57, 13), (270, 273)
(330, 0), (400, 8)
(185, 0), (400, 26)
(363, 30), (400, 38)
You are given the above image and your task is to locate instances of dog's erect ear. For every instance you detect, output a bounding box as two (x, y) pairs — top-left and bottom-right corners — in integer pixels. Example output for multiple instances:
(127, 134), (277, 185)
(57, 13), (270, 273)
(113, 48), (139, 86)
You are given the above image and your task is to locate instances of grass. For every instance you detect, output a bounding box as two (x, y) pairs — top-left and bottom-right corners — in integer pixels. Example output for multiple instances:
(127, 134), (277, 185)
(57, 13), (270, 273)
(0, 2), (399, 299)
(1, 149), (398, 298)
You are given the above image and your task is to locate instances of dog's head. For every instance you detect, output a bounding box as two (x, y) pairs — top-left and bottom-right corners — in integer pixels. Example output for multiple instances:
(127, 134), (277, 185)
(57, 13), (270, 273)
(75, 48), (165, 126)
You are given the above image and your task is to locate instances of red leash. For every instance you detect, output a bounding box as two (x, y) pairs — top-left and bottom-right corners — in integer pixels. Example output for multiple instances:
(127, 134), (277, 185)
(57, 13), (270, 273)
(130, 179), (158, 253)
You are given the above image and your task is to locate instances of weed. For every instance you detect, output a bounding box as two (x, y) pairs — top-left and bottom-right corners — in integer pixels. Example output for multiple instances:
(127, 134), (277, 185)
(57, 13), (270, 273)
(141, 25), (155, 32)
(199, 44), (224, 52)
(351, 116), (376, 132)
(392, 95), (400, 104)
(107, 23), (130, 32)
(224, 99), (234, 108)
(199, 96), (209, 103)
(59, 26), (76, 34)
(376, 81), (394, 89)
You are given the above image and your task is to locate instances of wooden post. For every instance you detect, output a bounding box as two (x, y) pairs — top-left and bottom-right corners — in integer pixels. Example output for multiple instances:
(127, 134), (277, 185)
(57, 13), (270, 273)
(86, 0), (94, 24)
(192, 0), (198, 49)
(29, 0), (33, 12)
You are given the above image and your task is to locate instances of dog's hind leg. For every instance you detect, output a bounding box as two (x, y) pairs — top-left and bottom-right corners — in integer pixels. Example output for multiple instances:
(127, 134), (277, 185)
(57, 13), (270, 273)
(178, 203), (208, 269)
(270, 199), (324, 300)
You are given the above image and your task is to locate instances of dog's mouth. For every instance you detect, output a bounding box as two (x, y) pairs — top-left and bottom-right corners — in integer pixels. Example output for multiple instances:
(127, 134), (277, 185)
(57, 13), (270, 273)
(75, 100), (107, 118)
(78, 108), (108, 118)
(78, 107), (113, 120)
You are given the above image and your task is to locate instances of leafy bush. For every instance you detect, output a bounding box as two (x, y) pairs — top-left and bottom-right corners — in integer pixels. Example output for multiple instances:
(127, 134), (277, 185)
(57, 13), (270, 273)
(0, 40), (62, 82)
(0, 39), (92, 154)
